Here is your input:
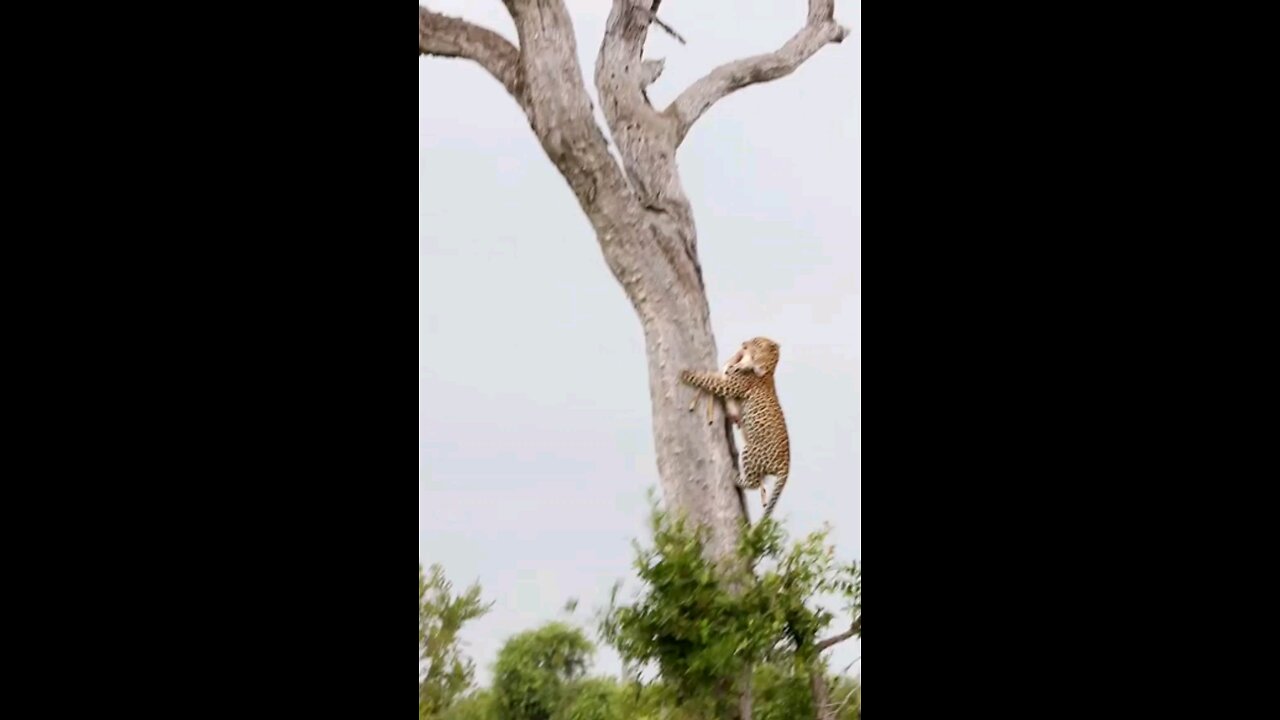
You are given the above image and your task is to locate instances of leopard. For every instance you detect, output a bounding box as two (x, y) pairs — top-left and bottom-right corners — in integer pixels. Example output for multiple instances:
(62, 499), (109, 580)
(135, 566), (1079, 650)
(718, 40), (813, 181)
(680, 337), (792, 520)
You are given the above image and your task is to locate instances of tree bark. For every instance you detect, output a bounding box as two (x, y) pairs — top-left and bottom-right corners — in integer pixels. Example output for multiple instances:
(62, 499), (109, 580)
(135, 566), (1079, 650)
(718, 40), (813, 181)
(420, 0), (850, 712)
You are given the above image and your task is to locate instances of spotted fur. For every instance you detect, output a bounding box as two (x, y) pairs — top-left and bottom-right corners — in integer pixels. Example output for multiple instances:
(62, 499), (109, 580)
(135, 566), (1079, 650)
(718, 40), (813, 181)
(680, 337), (791, 521)
(689, 347), (747, 425)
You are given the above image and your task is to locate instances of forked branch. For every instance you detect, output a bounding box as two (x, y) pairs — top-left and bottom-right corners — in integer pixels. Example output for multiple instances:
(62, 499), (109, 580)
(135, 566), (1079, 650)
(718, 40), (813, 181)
(419, 6), (529, 114)
(667, 0), (849, 145)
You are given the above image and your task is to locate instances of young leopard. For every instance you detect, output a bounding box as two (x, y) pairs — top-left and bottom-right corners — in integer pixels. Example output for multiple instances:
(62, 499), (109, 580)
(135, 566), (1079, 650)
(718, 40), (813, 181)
(680, 337), (791, 520)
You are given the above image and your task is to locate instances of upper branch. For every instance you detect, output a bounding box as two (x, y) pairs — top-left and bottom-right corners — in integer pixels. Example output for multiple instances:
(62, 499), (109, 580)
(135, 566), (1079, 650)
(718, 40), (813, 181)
(597, 1), (658, 98)
(666, 0), (849, 145)
(419, 6), (529, 114)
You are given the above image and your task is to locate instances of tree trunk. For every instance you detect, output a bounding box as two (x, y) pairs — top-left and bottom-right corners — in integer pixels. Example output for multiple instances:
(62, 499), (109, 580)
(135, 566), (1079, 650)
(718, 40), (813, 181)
(631, 224), (751, 561)
(565, 203), (753, 562)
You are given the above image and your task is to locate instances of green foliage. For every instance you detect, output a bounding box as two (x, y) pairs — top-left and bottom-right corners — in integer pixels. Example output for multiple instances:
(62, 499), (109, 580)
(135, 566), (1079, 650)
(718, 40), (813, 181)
(753, 664), (861, 720)
(438, 691), (496, 720)
(493, 623), (595, 720)
(420, 564), (492, 719)
(418, 512), (862, 720)
(601, 508), (861, 714)
(555, 679), (625, 720)
(829, 676), (862, 720)
(753, 663), (816, 720)
(847, 562), (861, 640)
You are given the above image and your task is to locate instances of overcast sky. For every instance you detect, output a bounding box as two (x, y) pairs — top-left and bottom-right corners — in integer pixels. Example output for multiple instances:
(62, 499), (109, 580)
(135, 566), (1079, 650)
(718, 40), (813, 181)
(419, 0), (862, 683)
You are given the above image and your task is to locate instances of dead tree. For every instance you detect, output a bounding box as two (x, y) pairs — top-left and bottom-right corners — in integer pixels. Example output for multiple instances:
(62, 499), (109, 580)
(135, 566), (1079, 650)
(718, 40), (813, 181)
(418, 0), (848, 564)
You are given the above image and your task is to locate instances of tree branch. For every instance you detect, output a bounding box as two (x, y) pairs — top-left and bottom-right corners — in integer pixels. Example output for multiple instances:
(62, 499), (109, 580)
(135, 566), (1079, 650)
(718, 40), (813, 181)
(640, 59), (665, 90)
(598, 1), (655, 89)
(635, 3), (687, 45)
(667, 0), (849, 145)
(815, 618), (860, 653)
(838, 655), (862, 676)
(419, 6), (529, 114)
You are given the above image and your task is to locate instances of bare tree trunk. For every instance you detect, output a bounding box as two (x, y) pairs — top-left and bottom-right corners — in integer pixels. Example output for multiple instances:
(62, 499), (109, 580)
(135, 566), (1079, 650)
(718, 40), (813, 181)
(420, 0), (850, 711)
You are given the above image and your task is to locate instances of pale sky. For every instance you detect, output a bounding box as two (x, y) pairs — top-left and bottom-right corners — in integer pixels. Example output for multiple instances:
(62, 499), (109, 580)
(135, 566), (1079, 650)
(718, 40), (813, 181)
(419, 0), (862, 683)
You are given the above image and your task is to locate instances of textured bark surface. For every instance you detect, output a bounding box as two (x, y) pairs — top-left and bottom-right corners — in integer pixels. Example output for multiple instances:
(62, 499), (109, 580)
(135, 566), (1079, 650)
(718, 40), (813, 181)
(419, 0), (847, 599)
